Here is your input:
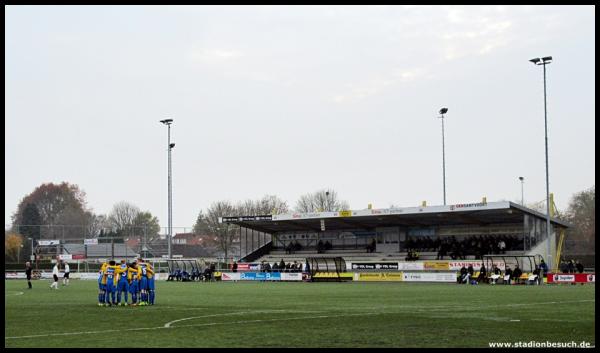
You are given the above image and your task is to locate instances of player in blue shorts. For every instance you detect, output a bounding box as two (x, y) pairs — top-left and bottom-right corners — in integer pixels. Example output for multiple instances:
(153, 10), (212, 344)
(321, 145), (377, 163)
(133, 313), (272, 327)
(98, 262), (108, 306)
(103, 260), (126, 306)
(116, 259), (130, 306)
(128, 262), (140, 306)
(138, 259), (148, 306)
(146, 262), (156, 305)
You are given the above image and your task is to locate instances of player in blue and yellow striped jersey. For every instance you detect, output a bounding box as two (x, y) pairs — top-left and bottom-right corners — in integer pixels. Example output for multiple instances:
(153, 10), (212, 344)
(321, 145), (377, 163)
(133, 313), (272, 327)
(146, 262), (156, 305)
(128, 262), (141, 306)
(116, 260), (130, 306)
(103, 260), (127, 306)
(97, 262), (108, 306)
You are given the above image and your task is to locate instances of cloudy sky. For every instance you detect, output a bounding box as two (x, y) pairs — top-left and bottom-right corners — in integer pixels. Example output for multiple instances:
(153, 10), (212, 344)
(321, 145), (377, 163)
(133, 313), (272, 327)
(5, 5), (595, 229)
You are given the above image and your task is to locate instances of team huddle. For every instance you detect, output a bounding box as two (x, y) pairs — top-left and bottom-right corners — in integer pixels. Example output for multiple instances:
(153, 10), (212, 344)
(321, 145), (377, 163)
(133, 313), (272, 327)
(97, 258), (155, 306)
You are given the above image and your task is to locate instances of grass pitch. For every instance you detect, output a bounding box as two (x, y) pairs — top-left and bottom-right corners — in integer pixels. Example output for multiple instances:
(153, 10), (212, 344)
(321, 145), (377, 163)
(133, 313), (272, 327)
(4, 279), (595, 348)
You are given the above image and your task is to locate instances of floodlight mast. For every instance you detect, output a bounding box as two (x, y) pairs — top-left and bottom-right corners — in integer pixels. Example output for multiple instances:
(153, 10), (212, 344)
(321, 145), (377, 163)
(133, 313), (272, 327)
(529, 56), (553, 272)
(160, 118), (174, 259)
(438, 108), (448, 205)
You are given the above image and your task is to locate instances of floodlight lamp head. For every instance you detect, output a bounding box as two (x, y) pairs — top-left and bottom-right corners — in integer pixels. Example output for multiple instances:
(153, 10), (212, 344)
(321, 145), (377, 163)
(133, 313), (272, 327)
(169, 143), (176, 148)
(519, 176), (524, 181)
(160, 119), (173, 125)
(541, 56), (553, 63)
(439, 108), (448, 115)
(529, 58), (541, 64)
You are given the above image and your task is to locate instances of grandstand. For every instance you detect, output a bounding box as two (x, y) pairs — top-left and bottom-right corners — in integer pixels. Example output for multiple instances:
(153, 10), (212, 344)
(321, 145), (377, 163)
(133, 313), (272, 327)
(222, 201), (570, 270)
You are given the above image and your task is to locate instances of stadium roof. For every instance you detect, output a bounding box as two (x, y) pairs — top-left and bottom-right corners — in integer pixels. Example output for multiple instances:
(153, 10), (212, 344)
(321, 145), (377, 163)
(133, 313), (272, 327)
(219, 201), (570, 234)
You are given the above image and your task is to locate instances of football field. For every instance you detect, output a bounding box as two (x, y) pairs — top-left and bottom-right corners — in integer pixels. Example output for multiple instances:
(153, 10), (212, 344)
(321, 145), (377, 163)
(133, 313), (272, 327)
(4, 279), (595, 348)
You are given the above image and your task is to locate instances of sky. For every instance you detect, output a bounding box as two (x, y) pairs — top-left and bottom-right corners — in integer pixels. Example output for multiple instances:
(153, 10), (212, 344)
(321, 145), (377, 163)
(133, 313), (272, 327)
(5, 5), (595, 230)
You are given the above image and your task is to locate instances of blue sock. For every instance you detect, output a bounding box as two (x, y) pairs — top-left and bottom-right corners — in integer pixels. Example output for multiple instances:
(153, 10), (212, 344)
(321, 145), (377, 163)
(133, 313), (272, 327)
(132, 293), (137, 303)
(124, 291), (128, 303)
(149, 290), (155, 304)
(117, 292), (122, 303)
(98, 293), (102, 303)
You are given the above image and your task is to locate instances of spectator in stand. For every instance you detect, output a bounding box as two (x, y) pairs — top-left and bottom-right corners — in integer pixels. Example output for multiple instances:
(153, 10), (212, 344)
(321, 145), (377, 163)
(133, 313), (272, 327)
(367, 239), (376, 253)
(559, 260), (568, 273)
(498, 239), (506, 254)
(279, 259), (285, 271)
(512, 264), (523, 284)
(232, 261), (238, 273)
(477, 263), (487, 283)
(272, 262), (278, 272)
(264, 262), (271, 273)
(317, 240), (325, 253)
(576, 261), (584, 273)
(305, 260), (310, 274)
(503, 266), (513, 285)
(567, 260), (576, 273)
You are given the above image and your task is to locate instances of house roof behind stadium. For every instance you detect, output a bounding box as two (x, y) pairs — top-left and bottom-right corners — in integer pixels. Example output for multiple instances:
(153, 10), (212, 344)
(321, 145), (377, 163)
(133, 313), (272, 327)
(219, 201), (570, 233)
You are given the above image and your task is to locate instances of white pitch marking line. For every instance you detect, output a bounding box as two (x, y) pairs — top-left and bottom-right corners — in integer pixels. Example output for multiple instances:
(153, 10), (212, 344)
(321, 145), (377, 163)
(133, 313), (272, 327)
(5, 311), (377, 340)
(5, 291), (24, 296)
(510, 319), (521, 322)
(5, 299), (595, 340)
(163, 310), (321, 328)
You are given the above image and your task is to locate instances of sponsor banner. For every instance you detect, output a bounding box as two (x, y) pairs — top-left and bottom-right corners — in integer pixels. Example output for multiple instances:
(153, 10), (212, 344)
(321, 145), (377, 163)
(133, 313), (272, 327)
(397, 262), (425, 271)
(339, 210), (352, 217)
(221, 215), (273, 222)
(38, 240), (60, 246)
(547, 273), (595, 283)
(84, 238), (98, 245)
(58, 254), (72, 261)
(448, 261), (505, 271)
(356, 272), (403, 282)
(5, 272), (27, 279)
(403, 272), (457, 282)
(280, 273), (303, 281)
(72, 254), (86, 260)
(236, 264), (260, 271)
(240, 272), (281, 281)
(272, 202), (510, 221)
(351, 262), (399, 270)
(424, 261), (450, 270)
(313, 272), (354, 279)
(221, 272), (241, 281)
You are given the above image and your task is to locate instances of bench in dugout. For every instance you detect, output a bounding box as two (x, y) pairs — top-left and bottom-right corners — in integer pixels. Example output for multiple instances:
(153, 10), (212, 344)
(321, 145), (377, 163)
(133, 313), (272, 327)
(167, 259), (203, 281)
(307, 257), (350, 282)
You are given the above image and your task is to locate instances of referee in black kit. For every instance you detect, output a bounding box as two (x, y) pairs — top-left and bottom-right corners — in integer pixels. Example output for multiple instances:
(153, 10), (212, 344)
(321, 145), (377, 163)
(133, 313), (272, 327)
(25, 261), (33, 289)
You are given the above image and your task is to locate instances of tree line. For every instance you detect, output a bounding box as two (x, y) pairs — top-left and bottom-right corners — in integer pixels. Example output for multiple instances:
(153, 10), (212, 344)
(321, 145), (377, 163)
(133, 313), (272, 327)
(6, 181), (594, 265)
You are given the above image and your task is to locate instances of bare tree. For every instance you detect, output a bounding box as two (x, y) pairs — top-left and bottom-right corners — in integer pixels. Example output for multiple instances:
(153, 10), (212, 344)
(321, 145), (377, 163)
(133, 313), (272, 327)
(255, 195), (289, 214)
(295, 189), (349, 212)
(108, 201), (140, 236)
(205, 201), (237, 261)
(85, 213), (109, 238)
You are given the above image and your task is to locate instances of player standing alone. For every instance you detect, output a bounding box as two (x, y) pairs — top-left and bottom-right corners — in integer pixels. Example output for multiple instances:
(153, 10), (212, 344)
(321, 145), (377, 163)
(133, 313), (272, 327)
(50, 261), (60, 289)
(62, 261), (70, 286)
(25, 261), (33, 289)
